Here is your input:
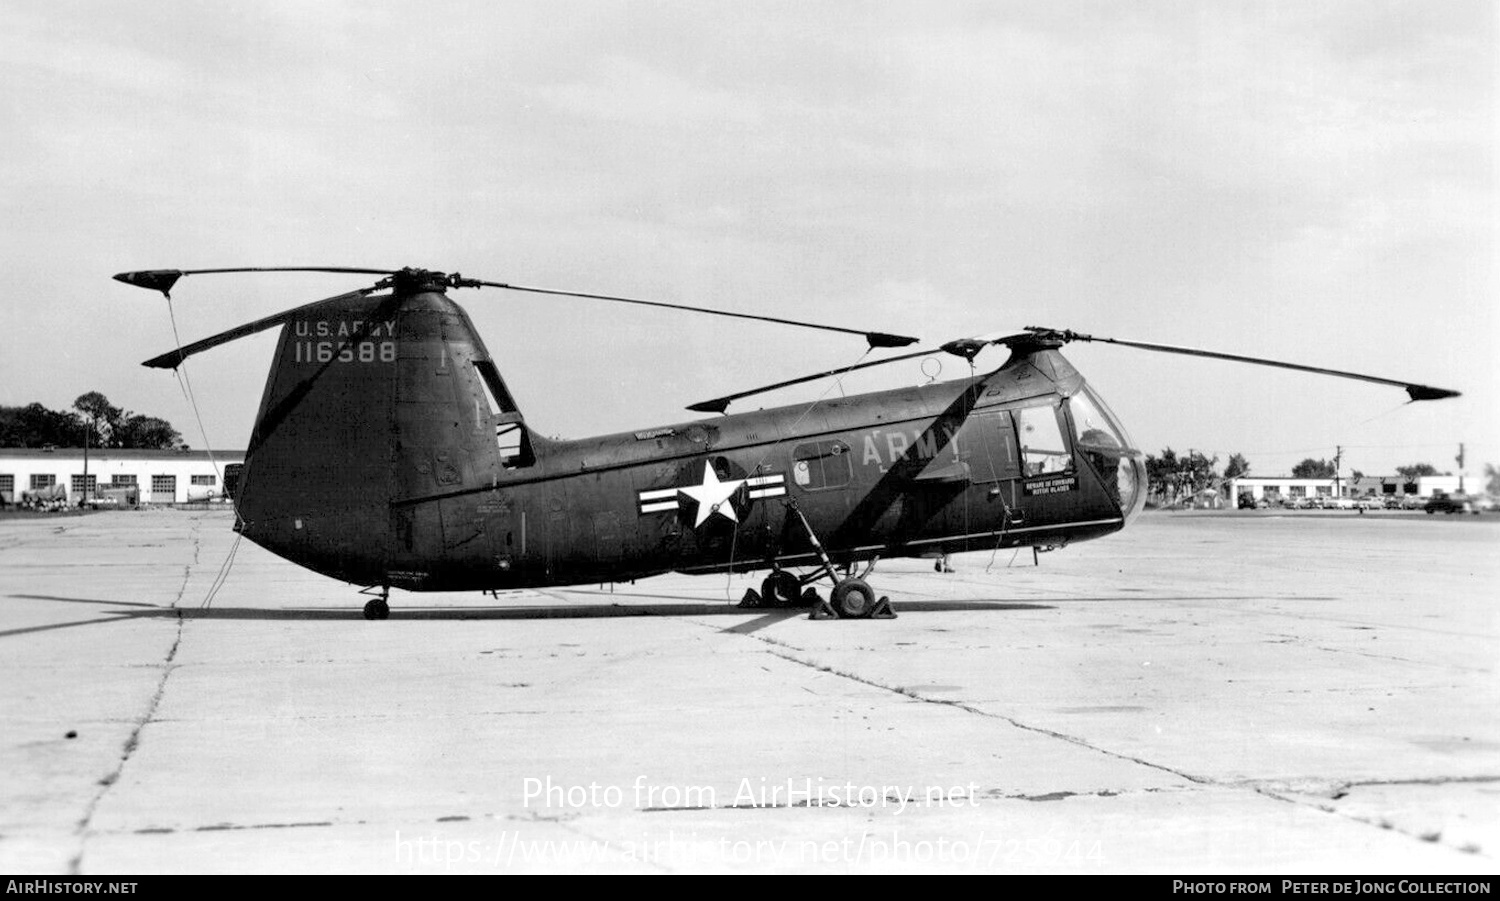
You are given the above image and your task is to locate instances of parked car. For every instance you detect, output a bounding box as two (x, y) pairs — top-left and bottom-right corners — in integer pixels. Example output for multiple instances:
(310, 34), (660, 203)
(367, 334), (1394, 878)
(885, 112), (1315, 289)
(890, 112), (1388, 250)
(1325, 496), (1355, 510)
(1353, 496), (1383, 511)
(1237, 495), (1257, 510)
(1424, 494), (1477, 515)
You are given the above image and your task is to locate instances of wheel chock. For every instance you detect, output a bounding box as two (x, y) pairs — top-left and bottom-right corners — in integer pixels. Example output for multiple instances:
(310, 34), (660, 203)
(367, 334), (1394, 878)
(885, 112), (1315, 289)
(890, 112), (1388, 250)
(738, 589), (764, 608)
(871, 596), (897, 619)
(808, 598), (838, 620)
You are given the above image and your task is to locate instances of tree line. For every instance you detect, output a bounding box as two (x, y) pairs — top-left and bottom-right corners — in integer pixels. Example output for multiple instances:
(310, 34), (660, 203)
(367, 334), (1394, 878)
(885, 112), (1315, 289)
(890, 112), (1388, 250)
(0, 392), (184, 450)
(1144, 449), (1249, 504)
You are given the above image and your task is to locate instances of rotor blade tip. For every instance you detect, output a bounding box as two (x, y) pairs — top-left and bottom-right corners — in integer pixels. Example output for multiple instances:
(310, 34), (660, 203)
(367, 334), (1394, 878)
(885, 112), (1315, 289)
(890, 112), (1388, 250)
(142, 350), (185, 370)
(687, 399), (731, 414)
(866, 332), (920, 349)
(1406, 385), (1461, 402)
(114, 269), (183, 296)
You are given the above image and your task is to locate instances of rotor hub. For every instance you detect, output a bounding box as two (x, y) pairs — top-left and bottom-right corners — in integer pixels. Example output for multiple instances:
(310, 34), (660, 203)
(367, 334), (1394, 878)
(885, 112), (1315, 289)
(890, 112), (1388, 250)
(386, 268), (454, 295)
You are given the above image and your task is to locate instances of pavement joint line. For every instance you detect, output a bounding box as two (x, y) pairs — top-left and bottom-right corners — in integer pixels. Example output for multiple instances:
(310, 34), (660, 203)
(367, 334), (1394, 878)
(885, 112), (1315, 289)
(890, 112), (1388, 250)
(68, 601), (188, 874)
(1242, 781), (1493, 857)
(728, 615), (1498, 840)
(1336, 774), (1500, 789)
(752, 644), (1499, 856)
(742, 633), (1217, 789)
(1305, 644), (1491, 672)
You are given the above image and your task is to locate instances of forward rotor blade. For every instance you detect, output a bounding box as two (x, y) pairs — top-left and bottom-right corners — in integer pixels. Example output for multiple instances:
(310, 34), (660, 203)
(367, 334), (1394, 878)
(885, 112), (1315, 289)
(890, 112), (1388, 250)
(686, 327), (1037, 412)
(467, 279), (919, 349)
(1030, 328), (1461, 402)
(687, 348), (938, 414)
(938, 329), (1034, 360)
(141, 288), (383, 369)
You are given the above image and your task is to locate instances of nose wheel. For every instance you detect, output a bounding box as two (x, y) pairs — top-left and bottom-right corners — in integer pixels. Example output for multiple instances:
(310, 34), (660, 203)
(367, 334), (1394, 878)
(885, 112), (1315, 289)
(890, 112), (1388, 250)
(362, 586), (391, 620)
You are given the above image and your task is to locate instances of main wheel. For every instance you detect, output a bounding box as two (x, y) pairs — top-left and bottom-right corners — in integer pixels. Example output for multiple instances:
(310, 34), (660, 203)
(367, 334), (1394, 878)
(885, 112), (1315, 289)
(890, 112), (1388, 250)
(830, 578), (876, 619)
(762, 570), (802, 607)
(363, 598), (389, 620)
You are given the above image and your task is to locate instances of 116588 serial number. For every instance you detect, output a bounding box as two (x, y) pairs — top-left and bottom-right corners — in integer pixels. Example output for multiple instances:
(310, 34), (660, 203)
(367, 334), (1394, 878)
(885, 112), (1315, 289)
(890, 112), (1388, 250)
(293, 341), (397, 364)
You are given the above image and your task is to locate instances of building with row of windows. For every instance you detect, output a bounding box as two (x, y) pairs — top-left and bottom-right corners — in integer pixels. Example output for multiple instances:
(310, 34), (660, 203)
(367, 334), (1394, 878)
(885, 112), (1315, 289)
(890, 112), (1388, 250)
(0, 448), (244, 505)
(1226, 474), (1475, 504)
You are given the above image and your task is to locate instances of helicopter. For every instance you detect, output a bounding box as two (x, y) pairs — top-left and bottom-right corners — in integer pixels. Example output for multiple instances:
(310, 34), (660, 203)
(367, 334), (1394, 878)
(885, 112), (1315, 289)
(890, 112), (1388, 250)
(114, 266), (1460, 620)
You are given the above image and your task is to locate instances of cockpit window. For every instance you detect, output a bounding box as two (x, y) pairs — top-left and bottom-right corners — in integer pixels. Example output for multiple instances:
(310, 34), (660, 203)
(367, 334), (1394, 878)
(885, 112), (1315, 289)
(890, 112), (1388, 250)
(1067, 385), (1146, 524)
(1070, 390), (1125, 456)
(1016, 403), (1072, 476)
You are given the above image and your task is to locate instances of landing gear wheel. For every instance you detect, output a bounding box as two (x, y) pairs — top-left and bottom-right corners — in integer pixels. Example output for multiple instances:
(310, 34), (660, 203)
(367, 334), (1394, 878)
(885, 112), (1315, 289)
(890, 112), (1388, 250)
(830, 578), (876, 619)
(363, 598), (389, 620)
(762, 570), (803, 607)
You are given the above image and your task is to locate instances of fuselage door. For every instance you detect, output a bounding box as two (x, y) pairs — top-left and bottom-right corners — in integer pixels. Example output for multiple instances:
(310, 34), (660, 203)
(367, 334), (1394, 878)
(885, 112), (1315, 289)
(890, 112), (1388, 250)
(952, 409), (1020, 484)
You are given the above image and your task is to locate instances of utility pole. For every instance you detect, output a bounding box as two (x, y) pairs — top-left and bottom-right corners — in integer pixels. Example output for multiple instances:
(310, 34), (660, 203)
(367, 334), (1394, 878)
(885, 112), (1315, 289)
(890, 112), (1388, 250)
(1333, 445), (1343, 498)
(1457, 443), (1465, 493)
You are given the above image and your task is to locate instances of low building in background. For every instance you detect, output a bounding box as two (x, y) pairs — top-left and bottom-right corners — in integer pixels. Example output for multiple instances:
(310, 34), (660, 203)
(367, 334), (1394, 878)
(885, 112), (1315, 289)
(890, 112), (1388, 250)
(0, 448), (244, 505)
(1227, 474), (1475, 505)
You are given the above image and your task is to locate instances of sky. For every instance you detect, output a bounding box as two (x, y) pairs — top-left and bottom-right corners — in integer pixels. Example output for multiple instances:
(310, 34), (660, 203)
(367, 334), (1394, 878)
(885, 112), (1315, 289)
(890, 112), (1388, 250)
(2, 1), (1494, 480)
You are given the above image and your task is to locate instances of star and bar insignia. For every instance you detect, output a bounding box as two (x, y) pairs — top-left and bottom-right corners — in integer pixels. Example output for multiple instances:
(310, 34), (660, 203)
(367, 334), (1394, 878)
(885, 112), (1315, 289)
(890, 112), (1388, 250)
(637, 461), (787, 526)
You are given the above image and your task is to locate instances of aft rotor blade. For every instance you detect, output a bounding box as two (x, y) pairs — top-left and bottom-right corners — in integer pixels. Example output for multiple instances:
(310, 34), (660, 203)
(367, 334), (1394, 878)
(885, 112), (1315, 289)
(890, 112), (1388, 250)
(141, 288), (383, 369)
(467, 279), (919, 349)
(1031, 328), (1461, 402)
(114, 267), (395, 297)
(687, 348), (938, 413)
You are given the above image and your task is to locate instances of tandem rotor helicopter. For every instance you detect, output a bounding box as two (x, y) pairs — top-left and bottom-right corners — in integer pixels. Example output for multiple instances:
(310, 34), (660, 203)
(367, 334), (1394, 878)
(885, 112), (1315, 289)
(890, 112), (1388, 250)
(115, 266), (1460, 620)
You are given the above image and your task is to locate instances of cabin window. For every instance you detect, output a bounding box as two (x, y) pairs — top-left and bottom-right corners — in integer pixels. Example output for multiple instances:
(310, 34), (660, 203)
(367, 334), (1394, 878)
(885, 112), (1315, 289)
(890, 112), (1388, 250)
(792, 440), (852, 490)
(1016, 404), (1072, 476)
(191, 474), (216, 486)
(111, 474), (137, 486)
(30, 474), (56, 490)
(472, 359), (535, 469)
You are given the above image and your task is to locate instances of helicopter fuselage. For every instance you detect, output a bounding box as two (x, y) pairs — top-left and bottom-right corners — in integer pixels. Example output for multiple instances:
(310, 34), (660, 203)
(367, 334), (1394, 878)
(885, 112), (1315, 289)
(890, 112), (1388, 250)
(228, 288), (1145, 592)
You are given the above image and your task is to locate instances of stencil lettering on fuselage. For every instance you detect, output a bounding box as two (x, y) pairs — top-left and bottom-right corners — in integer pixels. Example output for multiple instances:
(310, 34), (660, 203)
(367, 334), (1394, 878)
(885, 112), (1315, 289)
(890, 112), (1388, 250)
(860, 424), (960, 472)
(290, 319), (398, 364)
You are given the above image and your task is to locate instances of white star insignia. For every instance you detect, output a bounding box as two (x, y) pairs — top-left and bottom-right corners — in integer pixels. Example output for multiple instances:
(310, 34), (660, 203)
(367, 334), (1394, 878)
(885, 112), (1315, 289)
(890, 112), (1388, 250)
(678, 461), (747, 527)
